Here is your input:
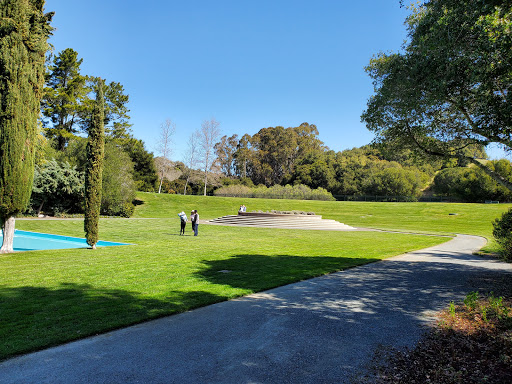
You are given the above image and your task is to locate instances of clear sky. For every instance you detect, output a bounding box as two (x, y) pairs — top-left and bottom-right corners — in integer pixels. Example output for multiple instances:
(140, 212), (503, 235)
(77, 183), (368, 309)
(43, 0), (507, 161)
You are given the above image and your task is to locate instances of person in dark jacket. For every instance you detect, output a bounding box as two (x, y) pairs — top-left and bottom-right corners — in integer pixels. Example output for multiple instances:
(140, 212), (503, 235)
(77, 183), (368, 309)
(191, 210), (199, 236)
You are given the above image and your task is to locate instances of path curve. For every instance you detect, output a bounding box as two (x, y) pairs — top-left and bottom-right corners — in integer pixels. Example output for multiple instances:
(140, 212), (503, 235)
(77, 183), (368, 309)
(1, 235), (511, 384)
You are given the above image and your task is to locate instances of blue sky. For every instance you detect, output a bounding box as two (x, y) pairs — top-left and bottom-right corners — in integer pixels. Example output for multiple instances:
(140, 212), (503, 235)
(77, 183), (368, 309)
(44, 0), (507, 161)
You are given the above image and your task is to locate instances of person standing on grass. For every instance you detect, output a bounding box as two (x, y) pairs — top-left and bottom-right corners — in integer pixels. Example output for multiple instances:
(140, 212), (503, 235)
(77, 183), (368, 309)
(190, 210), (196, 235)
(191, 210), (199, 236)
(178, 211), (187, 235)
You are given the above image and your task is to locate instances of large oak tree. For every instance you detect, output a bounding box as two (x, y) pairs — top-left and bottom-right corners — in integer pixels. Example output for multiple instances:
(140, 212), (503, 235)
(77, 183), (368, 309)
(361, 0), (512, 189)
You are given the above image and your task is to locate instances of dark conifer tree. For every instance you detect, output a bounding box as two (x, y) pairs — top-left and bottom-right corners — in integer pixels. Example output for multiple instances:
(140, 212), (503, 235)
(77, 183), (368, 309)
(42, 48), (87, 150)
(0, 0), (52, 253)
(84, 80), (105, 249)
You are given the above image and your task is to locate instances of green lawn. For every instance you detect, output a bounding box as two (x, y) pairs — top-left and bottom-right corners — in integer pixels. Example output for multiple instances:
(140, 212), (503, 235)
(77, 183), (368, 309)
(1, 193), (509, 360)
(135, 192), (511, 239)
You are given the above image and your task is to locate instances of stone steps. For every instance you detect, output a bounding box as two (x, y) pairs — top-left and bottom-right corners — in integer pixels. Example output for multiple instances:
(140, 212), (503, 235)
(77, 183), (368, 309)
(207, 214), (356, 231)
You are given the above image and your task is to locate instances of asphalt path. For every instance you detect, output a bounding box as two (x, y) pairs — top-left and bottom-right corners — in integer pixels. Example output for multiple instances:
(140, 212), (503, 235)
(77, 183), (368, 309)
(1, 234), (511, 384)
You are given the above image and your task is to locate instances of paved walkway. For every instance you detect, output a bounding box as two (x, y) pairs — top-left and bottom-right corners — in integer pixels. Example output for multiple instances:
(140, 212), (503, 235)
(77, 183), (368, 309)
(1, 235), (511, 384)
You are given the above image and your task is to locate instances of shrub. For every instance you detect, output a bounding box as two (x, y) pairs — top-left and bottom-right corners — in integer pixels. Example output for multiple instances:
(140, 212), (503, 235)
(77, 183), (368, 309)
(434, 164), (512, 203)
(101, 143), (137, 217)
(363, 166), (428, 199)
(213, 185), (253, 197)
(30, 160), (84, 215)
(493, 208), (512, 261)
(214, 183), (335, 201)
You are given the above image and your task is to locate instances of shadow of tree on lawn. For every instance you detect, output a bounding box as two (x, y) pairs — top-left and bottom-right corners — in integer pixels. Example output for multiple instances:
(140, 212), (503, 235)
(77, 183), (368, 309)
(196, 254), (380, 292)
(0, 283), (226, 360)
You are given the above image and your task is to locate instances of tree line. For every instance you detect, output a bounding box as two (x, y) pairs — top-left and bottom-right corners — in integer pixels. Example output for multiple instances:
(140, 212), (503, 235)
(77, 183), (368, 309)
(2, 0), (512, 253)
(32, 47), (157, 217)
(33, 42), (512, 218)
(17, 0), (512, 221)
(34, 46), (229, 214)
(206, 123), (512, 203)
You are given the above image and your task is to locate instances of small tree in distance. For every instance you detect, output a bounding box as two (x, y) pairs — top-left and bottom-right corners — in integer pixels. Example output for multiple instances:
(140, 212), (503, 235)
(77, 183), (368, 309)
(156, 119), (175, 193)
(84, 80), (105, 249)
(183, 131), (199, 195)
(198, 118), (221, 196)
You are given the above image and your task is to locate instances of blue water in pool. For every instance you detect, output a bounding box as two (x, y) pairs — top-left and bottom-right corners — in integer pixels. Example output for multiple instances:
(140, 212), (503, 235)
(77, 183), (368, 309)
(0, 230), (129, 251)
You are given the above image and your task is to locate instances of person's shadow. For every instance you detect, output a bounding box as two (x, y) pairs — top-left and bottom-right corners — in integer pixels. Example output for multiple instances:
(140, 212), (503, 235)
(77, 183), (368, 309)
(167, 234), (193, 236)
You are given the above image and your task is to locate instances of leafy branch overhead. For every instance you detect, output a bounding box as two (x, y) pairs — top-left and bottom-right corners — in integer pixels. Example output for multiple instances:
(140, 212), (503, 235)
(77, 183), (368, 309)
(362, 0), (512, 190)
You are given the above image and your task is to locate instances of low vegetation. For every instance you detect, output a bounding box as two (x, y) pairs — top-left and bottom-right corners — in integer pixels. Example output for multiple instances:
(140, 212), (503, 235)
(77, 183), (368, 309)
(493, 209), (512, 262)
(374, 287), (512, 384)
(214, 183), (335, 201)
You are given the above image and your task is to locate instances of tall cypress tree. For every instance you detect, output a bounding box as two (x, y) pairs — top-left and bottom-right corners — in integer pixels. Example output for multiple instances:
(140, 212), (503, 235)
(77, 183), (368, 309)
(0, 0), (52, 253)
(84, 80), (105, 249)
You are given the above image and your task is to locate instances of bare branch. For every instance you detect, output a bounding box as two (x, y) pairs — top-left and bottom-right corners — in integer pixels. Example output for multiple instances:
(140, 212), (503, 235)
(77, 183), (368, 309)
(198, 118), (221, 196)
(156, 119), (176, 193)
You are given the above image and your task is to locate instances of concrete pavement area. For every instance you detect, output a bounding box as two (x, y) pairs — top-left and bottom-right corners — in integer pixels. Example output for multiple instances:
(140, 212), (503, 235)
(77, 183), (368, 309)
(1, 234), (511, 383)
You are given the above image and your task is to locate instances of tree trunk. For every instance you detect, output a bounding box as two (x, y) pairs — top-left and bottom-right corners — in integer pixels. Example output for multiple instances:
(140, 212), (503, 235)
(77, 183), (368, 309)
(36, 200), (44, 216)
(0, 216), (16, 253)
(183, 176), (189, 195)
(203, 170), (207, 196)
(158, 174), (164, 194)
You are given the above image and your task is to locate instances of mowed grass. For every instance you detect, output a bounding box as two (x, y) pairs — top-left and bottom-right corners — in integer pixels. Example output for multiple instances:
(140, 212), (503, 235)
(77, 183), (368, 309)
(1, 193), (509, 359)
(135, 192), (511, 241)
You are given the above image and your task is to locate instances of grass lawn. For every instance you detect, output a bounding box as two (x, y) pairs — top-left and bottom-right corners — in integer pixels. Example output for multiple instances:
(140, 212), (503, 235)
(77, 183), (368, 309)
(135, 192), (511, 246)
(0, 193), (510, 360)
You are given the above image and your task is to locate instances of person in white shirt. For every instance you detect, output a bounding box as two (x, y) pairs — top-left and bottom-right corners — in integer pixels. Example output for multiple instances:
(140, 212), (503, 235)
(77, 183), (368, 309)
(178, 211), (187, 235)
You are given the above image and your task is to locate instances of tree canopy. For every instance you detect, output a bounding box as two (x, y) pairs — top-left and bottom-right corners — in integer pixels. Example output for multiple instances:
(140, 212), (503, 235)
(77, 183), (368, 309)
(361, 0), (512, 189)
(42, 48), (87, 150)
(42, 48), (132, 150)
(31, 160), (83, 216)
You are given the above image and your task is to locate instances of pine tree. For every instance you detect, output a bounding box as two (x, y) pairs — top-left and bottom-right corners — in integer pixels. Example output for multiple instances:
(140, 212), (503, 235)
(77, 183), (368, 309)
(84, 80), (105, 249)
(0, 0), (52, 253)
(42, 48), (87, 150)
